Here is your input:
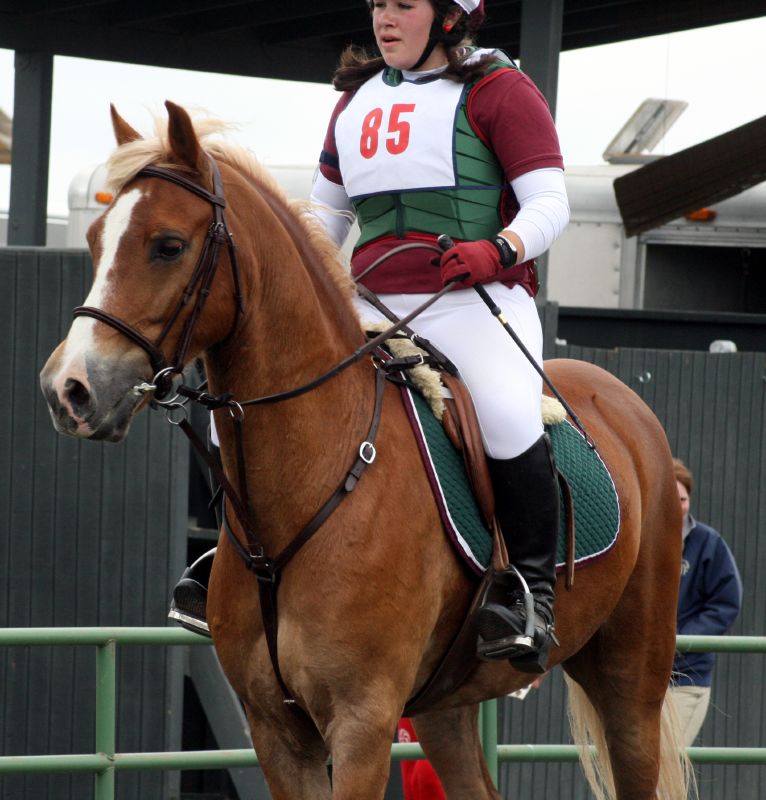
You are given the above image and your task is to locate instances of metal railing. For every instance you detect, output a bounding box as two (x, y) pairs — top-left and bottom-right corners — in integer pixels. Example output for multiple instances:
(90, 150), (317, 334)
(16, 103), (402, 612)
(1, 628), (765, 799)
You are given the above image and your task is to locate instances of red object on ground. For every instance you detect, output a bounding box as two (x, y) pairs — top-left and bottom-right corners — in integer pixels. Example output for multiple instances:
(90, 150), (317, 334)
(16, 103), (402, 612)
(397, 718), (446, 800)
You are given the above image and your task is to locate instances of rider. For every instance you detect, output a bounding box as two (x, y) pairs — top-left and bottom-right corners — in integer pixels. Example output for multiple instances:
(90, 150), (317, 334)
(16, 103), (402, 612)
(171, 0), (569, 672)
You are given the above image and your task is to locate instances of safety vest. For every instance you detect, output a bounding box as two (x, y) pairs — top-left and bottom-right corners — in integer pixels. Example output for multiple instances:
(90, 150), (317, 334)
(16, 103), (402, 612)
(334, 51), (515, 249)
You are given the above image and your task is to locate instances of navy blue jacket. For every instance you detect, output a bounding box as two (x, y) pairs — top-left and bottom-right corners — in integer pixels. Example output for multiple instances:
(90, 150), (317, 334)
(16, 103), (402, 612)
(673, 518), (742, 687)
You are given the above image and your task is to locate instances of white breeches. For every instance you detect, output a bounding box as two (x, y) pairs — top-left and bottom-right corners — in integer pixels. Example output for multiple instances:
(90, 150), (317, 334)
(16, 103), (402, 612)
(357, 282), (544, 460)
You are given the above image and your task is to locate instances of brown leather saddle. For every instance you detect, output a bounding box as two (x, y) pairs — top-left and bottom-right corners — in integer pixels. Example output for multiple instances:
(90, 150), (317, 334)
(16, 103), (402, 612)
(402, 373), (575, 716)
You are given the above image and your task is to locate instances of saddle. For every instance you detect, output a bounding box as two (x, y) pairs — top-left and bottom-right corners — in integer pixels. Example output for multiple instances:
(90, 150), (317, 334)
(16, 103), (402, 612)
(378, 340), (575, 716)
(440, 373), (575, 581)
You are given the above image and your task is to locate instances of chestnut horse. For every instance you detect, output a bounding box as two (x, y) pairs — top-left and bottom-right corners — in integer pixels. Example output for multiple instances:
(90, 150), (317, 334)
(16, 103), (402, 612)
(40, 102), (690, 800)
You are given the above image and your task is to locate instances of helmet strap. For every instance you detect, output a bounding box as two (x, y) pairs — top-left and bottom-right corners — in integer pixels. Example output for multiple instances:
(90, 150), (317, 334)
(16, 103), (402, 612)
(409, 17), (443, 70)
(410, 8), (465, 70)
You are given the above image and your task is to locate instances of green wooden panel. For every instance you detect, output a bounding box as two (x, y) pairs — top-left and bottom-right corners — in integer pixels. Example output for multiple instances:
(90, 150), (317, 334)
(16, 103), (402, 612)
(537, 300), (559, 360)
(0, 249), (189, 800)
(498, 343), (766, 799)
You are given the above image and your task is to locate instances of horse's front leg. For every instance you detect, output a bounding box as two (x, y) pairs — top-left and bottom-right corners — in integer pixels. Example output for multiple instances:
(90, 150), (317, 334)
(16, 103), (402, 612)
(412, 703), (502, 799)
(318, 680), (407, 800)
(241, 700), (333, 800)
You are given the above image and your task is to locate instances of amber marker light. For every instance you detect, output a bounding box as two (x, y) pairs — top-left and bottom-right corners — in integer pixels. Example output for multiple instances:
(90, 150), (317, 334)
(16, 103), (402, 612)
(684, 208), (717, 222)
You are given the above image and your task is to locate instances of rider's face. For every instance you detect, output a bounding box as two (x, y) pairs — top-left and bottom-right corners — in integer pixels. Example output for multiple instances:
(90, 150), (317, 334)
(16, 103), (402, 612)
(372, 0), (448, 71)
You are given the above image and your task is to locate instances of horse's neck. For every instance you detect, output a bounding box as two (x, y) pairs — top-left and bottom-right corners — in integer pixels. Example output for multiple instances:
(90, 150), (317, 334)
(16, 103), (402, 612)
(207, 342), (371, 551)
(226, 168), (363, 383)
(206, 189), (372, 543)
(216, 216), (362, 399)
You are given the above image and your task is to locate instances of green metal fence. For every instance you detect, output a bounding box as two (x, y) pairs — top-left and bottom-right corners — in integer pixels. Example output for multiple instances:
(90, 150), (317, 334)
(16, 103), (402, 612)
(1, 628), (766, 800)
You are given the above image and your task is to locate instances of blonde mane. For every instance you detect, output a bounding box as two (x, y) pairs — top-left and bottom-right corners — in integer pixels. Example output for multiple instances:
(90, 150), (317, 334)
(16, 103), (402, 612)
(105, 111), (356, 303)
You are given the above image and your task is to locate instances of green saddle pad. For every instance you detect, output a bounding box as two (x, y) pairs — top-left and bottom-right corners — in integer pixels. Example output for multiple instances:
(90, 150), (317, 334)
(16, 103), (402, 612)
(402, 387), (620, 575)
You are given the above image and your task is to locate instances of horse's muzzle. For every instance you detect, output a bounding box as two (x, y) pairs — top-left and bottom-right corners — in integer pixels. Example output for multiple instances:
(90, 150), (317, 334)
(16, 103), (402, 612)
(39, 350), (145, 442)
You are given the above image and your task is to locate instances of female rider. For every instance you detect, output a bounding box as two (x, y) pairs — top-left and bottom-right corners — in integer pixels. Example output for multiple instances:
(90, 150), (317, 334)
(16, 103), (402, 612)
(309, 0), (569, 671)
(171, 0), (569, 673)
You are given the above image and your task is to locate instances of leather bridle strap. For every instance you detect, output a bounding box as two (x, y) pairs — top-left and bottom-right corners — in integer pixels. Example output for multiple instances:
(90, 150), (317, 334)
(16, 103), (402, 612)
(179, 414), (259, 551)
(179, 365), (387, 706)
(235, 279), (460, 408)
(251, 365), (386, 704)
(356, 282), (459, 376)
(73, 157), (244, 400)
(73, 305), (170, 378)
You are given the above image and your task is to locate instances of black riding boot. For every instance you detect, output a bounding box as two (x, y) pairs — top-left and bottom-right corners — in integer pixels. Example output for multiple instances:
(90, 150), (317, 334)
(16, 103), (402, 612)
(477, 433), (560, 673)
(168, 547), (216, 636)
(168, 438), (222, 637)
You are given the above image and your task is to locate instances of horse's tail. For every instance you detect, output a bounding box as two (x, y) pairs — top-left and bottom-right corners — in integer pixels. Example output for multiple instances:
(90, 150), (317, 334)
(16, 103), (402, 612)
(564, 674), (696, 800)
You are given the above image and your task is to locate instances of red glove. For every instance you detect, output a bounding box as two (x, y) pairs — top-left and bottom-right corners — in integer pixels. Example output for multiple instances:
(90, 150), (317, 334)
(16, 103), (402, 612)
(439, 239), (503, 288)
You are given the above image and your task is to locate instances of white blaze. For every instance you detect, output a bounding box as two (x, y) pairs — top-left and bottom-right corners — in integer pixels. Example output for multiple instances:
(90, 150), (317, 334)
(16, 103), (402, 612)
(52, 188), (143, 393)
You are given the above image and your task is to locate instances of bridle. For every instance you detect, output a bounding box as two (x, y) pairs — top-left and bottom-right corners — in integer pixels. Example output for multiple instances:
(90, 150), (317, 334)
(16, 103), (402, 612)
(73, 157), (245, 401)
(71, 156), (402, 710)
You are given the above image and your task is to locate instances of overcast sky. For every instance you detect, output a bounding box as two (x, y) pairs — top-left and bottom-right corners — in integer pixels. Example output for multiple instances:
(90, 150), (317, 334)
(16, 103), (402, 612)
(1, 14), (765, 216)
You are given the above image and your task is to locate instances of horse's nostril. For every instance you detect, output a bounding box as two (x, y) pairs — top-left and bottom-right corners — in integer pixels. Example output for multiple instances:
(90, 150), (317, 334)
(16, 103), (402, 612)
(64, 378), (91, 414)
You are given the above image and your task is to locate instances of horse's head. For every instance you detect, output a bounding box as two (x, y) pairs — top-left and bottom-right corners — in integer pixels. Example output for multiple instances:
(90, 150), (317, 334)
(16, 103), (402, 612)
(40, 101), (243, 441)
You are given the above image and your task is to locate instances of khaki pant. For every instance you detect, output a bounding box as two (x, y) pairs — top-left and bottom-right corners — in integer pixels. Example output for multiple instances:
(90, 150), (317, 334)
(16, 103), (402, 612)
(671, 685), (711, 746)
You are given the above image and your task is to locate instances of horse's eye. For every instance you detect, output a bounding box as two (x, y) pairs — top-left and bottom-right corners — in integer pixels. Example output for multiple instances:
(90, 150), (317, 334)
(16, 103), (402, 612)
(155, 238), (186, 261)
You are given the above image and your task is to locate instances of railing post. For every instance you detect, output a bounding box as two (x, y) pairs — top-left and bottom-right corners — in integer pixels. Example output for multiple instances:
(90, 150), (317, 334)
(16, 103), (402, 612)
(94, 639), (116, 800)
(480, 699), (499, 786)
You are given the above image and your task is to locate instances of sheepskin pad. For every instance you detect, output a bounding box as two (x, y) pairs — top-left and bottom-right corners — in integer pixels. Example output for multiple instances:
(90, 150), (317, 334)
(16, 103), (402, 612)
(365, 322), (566, 424)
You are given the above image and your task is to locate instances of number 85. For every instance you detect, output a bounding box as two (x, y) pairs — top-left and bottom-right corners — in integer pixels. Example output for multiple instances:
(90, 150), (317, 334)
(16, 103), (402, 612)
(360, 103), (416, 159)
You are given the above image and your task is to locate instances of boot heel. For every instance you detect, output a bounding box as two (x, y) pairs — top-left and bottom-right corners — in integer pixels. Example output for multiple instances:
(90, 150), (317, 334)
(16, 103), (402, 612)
(477, 634), (534, 661)
(509, 634), (551, 674)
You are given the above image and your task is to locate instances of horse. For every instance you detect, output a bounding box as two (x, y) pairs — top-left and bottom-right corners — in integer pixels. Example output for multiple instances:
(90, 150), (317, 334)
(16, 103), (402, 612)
(40, 101), (691, 800)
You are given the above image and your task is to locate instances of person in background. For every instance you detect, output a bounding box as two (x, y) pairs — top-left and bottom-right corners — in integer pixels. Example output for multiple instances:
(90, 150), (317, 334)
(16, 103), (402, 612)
(397, 718), (446, 800)
(671, 457), (742, 746)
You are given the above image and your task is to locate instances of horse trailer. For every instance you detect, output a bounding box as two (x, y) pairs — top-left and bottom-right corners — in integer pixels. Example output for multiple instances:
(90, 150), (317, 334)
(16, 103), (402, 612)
(547, 165), (766, 314)
(61, 160), (766, 316)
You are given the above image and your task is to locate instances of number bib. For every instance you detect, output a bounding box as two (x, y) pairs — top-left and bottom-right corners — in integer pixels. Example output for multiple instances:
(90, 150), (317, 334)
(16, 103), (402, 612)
(335, 73), (467, 199)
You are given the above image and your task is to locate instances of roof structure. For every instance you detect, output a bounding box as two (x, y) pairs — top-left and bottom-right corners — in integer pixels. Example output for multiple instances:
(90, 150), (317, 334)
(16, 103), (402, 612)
(2, 0), (765, 247)
(1, 0), (764, 83)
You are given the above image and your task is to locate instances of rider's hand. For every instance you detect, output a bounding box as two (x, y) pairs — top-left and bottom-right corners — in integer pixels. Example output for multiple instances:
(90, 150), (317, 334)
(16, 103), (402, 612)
(439, 239), (503, 288)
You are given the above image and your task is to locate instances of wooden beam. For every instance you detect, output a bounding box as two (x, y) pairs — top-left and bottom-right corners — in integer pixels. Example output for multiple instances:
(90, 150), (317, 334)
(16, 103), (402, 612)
(0, 13), (340, 83)
(8, 51), (52, 246)
(614, 115), (766, 237)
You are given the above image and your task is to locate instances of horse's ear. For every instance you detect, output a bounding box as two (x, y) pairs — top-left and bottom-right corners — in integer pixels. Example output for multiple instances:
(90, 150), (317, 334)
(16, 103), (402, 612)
(165, 100), (205, 174)
(110, 104), (142, 146)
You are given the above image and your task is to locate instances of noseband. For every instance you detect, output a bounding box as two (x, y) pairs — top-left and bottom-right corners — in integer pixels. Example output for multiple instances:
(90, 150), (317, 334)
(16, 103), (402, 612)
(73, 156), (244, 400)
